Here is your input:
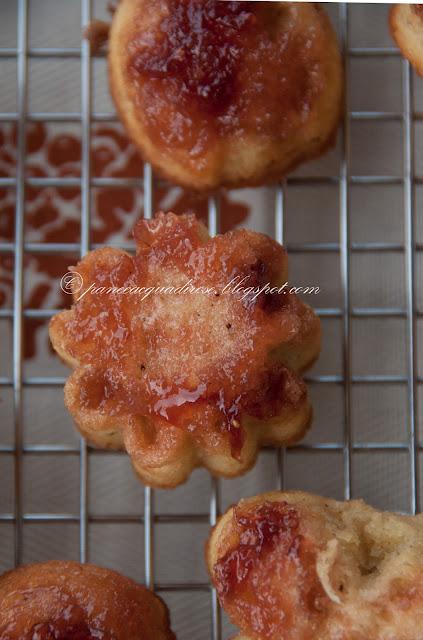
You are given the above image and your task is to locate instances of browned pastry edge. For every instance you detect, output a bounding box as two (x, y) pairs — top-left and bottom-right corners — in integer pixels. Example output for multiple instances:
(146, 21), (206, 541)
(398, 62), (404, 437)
(390, 4), (423, 76)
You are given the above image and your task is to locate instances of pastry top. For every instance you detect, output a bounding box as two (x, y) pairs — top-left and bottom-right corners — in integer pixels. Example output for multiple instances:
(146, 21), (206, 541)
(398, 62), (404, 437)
(207, 491), (423, 640)
(49, 212), (320, 487)
(390, 4), (423, 76)
(0, 561), (175, 640)
(124, 1), (331, 150)
(109, 0), (342, 189)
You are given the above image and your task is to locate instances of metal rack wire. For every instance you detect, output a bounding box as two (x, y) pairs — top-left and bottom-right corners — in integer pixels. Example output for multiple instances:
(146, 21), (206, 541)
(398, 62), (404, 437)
(0, 2), (420, 639)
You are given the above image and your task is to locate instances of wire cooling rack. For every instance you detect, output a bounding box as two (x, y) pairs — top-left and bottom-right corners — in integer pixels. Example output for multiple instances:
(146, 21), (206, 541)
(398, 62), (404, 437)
(0, 1), (421, 639)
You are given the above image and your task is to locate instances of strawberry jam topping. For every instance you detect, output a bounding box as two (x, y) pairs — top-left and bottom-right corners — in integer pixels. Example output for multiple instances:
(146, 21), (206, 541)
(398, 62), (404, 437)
(130, 1), (255, 117)
(28, 622), (98, 640)
(213, 501), (329, 639)
(214, 501), (301, 597)
(126, 1), (324, 159)
(25, 604), (112, 640)
(58, 213), (312, 459)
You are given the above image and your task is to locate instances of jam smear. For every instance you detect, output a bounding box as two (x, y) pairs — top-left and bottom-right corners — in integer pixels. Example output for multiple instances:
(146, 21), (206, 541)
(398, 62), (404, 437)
(28, 621), (97, 640)
(127, 1), (323, 158)
(213, 501), (329, 639)
(25, 604), (112, 640)
(130, 1), (256, 116)
(214, 501), (300, 597)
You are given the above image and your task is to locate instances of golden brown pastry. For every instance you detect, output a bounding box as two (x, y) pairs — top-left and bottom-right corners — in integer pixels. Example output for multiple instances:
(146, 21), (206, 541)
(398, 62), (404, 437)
(390, 4), (423, 76)
(0, 560), (175, 639)
(49, 212), (320, 488)
(207, 490), (423, 640)
(108, 0), (343, 190)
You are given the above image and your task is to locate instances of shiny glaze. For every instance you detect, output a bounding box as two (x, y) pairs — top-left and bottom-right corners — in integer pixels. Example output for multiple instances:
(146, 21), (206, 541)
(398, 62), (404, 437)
(0, 562), (174, 640)
(7, 600), (111, 640)
(59, 213), (311, 457)
(127, 0), (324, 158)
(213, 501), (329, 639)
(28, 620), (99, 640)
(214, 501), (301, 596)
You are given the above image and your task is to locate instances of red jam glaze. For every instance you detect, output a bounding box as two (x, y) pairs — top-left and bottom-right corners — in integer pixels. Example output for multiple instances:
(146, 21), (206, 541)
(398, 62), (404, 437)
(214, 501), (301, 596)
(130, 1), (256, 116)
(23, 604), (112, 640)
(213, 501), (329, 639)
(127, 1), (324, 156)
(59, 213), (310, 457)
(28, 622), (97, 640)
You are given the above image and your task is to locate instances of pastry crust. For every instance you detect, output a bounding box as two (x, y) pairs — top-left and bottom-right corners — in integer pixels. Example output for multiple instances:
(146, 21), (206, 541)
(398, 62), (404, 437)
(49, 212), (320, 488)
(108, 0), (343, 191)
(390, 4), (423, 76)
(0, 560), (175, 639)
(207, 491), (423, 640)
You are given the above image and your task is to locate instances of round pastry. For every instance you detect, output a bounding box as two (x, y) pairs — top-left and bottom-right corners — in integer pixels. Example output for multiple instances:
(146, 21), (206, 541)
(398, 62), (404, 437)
(49, 212), (320, 488)
(390, 4), (423, 76)
(108, 0), (343, 190)
(0, 560), (175, 639)
(207, 490), (423, 640)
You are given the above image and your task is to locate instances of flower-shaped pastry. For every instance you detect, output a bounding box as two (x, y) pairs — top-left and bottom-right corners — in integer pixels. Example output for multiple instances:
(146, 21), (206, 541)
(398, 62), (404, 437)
(207, 491), (423, 640)
(109, 0), (342, 190)
(50, 212), (320, 487)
